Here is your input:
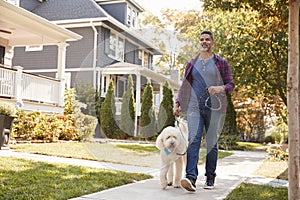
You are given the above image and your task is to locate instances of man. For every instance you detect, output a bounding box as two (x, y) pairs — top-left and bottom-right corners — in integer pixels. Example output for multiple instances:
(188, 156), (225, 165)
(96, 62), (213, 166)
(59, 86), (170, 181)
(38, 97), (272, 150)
(174, 30), (234, 192)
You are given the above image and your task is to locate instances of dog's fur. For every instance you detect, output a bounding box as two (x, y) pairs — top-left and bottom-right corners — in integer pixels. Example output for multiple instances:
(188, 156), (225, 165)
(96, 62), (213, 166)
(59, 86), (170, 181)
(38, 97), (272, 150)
(155, 120), (188, 189)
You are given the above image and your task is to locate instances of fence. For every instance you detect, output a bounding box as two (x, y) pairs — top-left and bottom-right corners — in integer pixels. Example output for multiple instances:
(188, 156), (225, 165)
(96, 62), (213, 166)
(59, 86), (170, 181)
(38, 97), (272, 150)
(0, 66), (61, 106)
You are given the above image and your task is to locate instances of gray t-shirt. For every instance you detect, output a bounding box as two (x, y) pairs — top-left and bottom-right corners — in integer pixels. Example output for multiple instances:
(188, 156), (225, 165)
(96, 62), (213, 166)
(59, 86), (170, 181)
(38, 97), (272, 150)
(189, 57), (219, 109)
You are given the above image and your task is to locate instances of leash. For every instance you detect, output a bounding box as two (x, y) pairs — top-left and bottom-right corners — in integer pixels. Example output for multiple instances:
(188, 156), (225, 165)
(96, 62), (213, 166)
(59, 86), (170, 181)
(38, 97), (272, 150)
(198, 88), (223, 111)
(175, 117), (189, 156)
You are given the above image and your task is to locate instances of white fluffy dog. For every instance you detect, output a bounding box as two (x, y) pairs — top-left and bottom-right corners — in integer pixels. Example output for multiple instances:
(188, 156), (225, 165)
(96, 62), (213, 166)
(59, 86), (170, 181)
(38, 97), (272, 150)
(155, 120), (188, 189)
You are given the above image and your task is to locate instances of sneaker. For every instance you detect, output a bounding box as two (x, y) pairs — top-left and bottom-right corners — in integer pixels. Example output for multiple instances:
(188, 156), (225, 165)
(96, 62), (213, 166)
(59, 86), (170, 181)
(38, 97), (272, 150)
(204, 174), (215, 189)
(180, 177), (196, 192)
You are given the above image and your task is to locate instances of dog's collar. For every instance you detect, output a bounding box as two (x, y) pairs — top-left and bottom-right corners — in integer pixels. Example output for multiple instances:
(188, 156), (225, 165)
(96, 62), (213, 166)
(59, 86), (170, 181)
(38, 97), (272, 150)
(164, 148), (171, 156)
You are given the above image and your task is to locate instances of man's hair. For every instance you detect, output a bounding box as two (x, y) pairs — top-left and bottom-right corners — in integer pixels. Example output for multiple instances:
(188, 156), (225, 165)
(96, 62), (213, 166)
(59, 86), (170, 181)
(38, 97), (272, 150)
(200, 30), (214, 41)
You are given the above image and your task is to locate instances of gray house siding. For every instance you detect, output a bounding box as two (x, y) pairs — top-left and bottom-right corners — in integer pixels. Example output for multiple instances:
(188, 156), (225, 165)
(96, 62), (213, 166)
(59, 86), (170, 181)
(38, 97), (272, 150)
(70, 71), (93, 87)
(13, 27), (95, 70)
(66, 27), (94, 69)
(13, 46), (57, 70)
(101, 3), (127, 25)
(124, 40), (137, 64)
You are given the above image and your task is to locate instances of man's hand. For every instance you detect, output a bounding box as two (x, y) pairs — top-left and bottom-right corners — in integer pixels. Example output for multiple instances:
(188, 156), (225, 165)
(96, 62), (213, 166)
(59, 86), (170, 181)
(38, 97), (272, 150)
(173, 103), (180, 117)
(207, 86), (225, 95)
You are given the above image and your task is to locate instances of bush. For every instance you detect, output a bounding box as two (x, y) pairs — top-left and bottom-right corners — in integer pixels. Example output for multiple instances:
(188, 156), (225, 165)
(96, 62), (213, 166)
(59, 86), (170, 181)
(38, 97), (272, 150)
(218, 135), (245, 150)
(267, 145), (288, 161)
(74, 113), (97, 141)
(139, 82), (156, 138)
(12, 111), (78, 142)
(100, 80), (118, 138)
(157, 81), (175, 133)
(0, 101), (17, 116)
(264, 135), (275, 143)
(120, 75), (135, 136)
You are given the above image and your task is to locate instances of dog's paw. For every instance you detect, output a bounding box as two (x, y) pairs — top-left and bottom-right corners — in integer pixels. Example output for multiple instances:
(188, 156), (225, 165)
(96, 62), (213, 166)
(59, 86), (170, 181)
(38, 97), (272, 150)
(173, 182), (181, 188)
(161, 180), (168, 189)
(167, 182), (173, 186)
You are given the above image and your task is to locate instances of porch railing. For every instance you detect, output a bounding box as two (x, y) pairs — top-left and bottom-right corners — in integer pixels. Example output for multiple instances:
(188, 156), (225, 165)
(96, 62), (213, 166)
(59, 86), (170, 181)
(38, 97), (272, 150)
(0, 66), (61, 106)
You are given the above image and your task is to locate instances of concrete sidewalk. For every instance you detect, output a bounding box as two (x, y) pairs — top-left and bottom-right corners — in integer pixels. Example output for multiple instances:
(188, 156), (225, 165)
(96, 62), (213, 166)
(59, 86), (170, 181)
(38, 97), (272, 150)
(0, 149), (288, 200)
(70, 151), (277, 200)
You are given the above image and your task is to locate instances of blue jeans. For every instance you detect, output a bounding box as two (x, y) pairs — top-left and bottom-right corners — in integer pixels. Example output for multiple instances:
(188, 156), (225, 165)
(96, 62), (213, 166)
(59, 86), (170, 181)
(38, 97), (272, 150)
(185, 103), (222, 180)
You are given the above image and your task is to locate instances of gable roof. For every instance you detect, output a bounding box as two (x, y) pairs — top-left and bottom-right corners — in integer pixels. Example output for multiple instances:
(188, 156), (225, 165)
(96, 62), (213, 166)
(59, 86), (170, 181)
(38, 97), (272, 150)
(32, 0), (106, 21)
(30, 0), (163, 55)
(0, 1), (82, 47)
(96, 0), (145, 12)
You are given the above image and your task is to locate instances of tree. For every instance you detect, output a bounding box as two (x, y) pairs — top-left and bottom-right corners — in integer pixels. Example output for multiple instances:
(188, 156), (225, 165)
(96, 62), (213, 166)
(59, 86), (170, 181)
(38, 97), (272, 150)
(120, 75), (136, 136)
(221, 95), (238, 135)
(200, 0), (289, 114)
(75, 83), (97, 116)
(100, 79), (117, 138)
(157, 81), (175, 133)
(139, 82), (156, 138)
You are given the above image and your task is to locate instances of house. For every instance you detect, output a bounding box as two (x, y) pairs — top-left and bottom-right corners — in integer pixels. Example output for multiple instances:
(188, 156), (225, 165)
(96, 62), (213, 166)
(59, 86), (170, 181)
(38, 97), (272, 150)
(0, 0), (82, 113)
(11, 0), (181, 136)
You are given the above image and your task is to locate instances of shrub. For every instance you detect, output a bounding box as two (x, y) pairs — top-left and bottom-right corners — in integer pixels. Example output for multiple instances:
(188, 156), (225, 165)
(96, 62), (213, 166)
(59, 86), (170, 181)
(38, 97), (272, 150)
(12, 111), (78, 142)
(74, 113), (97, 141)
(139, 82), (156, 138)
(0, 101), (17, 116)
(218, 135), (245, 150)
(267, 145), (288, 161)
(120, 75), (135, 136)
(75, 83), (98, 116)
(100, 79), (118, 138)
(264, 135), (275, 144)
(157, 81), (175, 133)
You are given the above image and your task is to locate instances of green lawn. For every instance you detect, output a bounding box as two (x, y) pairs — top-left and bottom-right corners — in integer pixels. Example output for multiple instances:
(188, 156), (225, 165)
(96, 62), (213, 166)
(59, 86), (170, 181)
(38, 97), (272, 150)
(10, 142), (233, 167)
(225, 183), (288, 200)
(6, 141), (287, 199)
(0, 157), (152, 200)
(236, 142), (266, 150)
(9, 142), (161, 168)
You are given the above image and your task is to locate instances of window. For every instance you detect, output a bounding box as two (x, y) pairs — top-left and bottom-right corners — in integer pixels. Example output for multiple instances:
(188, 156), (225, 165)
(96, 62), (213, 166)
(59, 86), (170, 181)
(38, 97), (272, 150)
(138, 50), (143, 60)
(132, 10), (136, 27)
(127, 6), (132, 26)
(5, 0), (19, 6)
(143, 52), (148, 67)
(109, 33), (117, 56)
(108, 32), (124, 61)
(0, 46), (5, 65)
(117, 38), (124, 61)
(25, 45), (43, 52)
(127, 5), (138, 28)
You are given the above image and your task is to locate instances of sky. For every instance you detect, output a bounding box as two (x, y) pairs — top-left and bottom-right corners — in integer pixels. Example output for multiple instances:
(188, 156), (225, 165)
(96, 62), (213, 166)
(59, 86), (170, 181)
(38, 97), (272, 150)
(134, 0), (203, 16)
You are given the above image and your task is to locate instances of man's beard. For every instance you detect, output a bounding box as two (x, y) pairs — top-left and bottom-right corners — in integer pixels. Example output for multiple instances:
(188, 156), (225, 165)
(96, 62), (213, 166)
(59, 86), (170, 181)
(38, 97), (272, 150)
(200, 44), (211, 52)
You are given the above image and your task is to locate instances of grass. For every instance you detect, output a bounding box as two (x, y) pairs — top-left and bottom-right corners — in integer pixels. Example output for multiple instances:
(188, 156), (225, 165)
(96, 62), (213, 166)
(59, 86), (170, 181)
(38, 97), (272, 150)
(10, 142), (233, 167)
(236, 142), (266, 150)
(225, 183), (288, 200)
(115, 143), (159, 154)
(4, 141), (289, 199)
(0, 157), (152, 200)
(9, 142), (161, 168)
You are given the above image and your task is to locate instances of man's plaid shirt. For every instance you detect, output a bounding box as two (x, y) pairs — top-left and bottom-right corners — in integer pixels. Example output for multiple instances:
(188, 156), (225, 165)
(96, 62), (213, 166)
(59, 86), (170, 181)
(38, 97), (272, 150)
(175, 53), (234, 113)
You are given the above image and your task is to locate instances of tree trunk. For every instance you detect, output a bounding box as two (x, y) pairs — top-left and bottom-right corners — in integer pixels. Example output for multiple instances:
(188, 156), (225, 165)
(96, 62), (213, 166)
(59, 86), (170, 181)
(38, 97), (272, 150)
(288, 1), (300, 200)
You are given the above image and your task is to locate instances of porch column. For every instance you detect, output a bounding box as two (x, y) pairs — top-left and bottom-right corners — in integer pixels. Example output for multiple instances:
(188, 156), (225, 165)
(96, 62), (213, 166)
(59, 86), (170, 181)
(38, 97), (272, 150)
(159, 83), (163, 103)
(57, 42), (69, 107)
(13, 65), (23, 107)
(134, 72), (141, 137)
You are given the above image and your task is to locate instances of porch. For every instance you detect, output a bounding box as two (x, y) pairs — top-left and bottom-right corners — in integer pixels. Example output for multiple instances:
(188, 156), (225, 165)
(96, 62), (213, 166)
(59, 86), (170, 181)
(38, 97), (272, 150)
(0, 66), (63, 113)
